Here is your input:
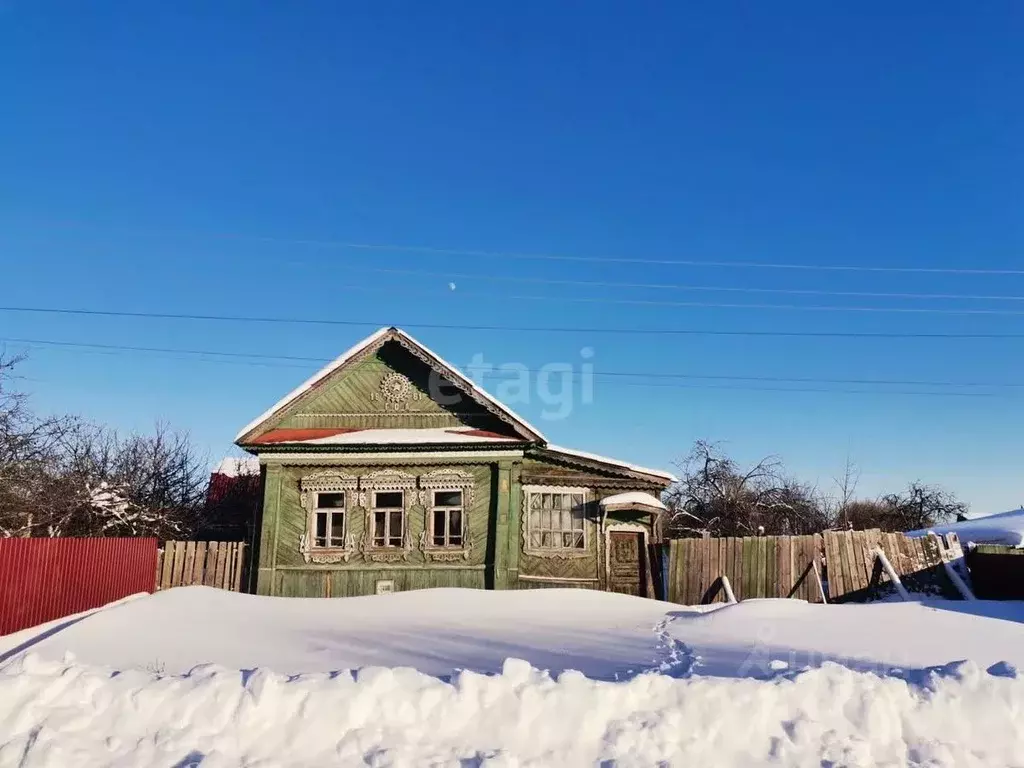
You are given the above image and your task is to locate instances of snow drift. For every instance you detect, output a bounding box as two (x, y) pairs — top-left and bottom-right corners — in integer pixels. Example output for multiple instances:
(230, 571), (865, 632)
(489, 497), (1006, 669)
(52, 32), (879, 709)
(1, 653), (1022, 767)
(2, 588), (1024, 766)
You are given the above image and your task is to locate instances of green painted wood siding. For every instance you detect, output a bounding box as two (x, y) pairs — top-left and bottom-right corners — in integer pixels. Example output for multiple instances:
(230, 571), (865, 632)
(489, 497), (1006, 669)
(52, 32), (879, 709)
(276, 567), (487, 597)
(256, 460), (495, 597)
(268, 341), (514, 434)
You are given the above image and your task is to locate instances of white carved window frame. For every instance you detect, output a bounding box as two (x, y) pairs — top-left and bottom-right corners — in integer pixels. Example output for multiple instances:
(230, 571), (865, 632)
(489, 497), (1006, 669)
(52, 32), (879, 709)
(419, 469), (474, 561)
(521, 485), (591, 559)
(359, 469), (417, 562)
(299, 472), (359, 564)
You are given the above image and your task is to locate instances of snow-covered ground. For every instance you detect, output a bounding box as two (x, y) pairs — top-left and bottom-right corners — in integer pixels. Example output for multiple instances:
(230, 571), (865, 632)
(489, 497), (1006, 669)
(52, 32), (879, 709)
(1, 587), (1023, 766)
(909, 507), (1024, 547)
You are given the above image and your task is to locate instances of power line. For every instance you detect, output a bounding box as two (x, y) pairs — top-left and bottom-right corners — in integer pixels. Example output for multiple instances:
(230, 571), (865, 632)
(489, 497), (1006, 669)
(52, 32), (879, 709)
(507, 293), (1024, 316)
(45, 221), (1024, 275)
(3, 336), (1018, 395)
(338, 265), (1024, 302)
(4, 305), (1024, 338)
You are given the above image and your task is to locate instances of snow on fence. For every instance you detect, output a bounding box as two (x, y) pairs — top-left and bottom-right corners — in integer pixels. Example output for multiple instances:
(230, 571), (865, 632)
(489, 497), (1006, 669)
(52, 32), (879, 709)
(0, 537), (158, 635)
(155, 541), (247, 592)
(666, 529), (965, 605)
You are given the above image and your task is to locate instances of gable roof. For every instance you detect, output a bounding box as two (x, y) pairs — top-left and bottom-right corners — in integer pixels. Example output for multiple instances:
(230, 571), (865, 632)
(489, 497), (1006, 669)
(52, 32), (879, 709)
(235, 327), (546, 445)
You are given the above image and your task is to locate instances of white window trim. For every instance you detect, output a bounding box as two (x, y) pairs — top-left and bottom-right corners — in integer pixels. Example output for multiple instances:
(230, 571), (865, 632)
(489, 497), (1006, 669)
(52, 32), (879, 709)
(426, 488), (466, 548)
(298, 472), (358, 563)
(312, 491), (348, 549)
(521, 485), (590, 559)
(358, 470), (416, 562)
(370, 490), (407, 549)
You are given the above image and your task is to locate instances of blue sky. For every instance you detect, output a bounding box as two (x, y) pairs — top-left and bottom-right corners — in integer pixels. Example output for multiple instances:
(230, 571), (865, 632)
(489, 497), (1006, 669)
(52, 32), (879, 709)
(1, 2), (1022, 512)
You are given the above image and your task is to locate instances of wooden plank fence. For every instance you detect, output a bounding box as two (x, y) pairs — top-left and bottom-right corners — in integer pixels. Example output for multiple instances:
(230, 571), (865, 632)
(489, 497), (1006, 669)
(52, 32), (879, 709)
(155, 541), (246, 592)
(821, 529), (963, 602)
(667, 534), (824, 604)
(667, 529), (964, 605)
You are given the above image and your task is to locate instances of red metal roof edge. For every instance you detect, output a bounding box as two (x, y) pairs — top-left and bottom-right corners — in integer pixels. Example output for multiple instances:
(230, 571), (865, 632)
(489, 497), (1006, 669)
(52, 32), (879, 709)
(249, 428), (366, 445)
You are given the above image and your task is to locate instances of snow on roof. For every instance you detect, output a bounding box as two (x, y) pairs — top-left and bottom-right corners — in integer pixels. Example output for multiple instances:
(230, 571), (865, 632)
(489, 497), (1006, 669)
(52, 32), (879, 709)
(235, 327), (545, 444)
(234, 327), (392, 442)
(214, 456), (261, 477)
(255, 427), (521, 446)
(908, 507), (1024, 548)
(599, 491), (668, 511)
(546, 444), (677, 483)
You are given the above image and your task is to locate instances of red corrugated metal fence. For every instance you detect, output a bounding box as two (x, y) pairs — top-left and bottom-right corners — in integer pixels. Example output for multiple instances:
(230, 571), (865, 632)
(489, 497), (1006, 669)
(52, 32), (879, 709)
(0, 537), (158, 635)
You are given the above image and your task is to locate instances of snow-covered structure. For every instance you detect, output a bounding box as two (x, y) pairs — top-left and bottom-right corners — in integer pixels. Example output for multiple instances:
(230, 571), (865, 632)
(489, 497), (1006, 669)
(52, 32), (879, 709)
(909, 508), (1024, 548)
(234, 327), (675, 598)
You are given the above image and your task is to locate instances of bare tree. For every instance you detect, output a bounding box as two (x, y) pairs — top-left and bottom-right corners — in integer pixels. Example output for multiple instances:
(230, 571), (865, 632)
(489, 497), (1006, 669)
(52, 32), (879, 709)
(665, 441), (827, 537)
(0, 354), (208, 539)
(831, 455), (861, 529)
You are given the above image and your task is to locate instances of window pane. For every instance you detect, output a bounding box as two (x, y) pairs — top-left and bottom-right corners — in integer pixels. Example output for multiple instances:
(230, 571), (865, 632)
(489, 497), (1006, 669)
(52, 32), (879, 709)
(529, 508), (541, 529)
(531, 494), (541, 510)
(375, 491), (403, 508)
(314, 511), (327, 547)
(552, 494), (561, 510)
(572, 507), (585, 531)
(330, 513), (345, 547)
(373, 511), (386, 545)
(317, 492), (345, 509)
(389, 510), (404, 539)
(449, 510), (462, 539)
(434, 490), (462, 507)
(530, 532), (542, 547)
(571, 494), (583, 510)
(433, 510), (446, 539)
(541, 532), (552, 547)
(562, 532), (573, 548)
(572, 531), (584, 548)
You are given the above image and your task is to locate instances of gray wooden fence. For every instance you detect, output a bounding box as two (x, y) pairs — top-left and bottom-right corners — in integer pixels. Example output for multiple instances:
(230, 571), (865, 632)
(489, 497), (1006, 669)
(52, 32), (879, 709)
(667, 529), (963, 605)
(156, 541), (247, 592)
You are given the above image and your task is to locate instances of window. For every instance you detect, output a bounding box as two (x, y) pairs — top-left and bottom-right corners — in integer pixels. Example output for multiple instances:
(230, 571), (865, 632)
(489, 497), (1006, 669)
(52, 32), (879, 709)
(431, 490), (464, 547)
(372, 490), (405, 548)
(313, 492), (346, 548)
(528, 491), (585, 550)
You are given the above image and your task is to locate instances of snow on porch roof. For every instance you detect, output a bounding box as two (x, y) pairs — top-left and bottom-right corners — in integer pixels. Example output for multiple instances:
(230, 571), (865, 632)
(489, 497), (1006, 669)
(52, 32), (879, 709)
(545, 445), (678, 483)
(599, 491), (668, 512)
(235, 327), (545, 444)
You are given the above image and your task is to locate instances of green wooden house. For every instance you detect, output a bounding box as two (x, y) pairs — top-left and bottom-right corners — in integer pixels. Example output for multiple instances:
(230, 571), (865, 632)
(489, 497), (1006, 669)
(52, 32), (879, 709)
(236, 327), (675, 598)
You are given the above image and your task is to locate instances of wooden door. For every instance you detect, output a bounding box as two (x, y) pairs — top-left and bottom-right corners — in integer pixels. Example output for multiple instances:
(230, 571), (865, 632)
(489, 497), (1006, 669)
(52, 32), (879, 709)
(608, 531), (646, 596)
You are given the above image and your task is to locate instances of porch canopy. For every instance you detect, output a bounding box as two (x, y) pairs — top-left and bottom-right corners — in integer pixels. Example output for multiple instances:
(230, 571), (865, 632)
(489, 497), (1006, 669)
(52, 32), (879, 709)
(599, 491), (667, 516)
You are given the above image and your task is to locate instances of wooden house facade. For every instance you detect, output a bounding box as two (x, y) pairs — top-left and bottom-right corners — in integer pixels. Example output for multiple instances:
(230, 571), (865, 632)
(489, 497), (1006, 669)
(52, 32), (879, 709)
(236, 327), (674, 598)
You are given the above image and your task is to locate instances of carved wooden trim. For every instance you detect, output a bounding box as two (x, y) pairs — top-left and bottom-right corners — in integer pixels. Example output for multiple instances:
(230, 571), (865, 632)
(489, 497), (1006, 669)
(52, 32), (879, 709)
(388, 334), (537, 439)
(418, 469), (474, 558)
(298, 472), (359, 564)
(358, 468), (417, 506)
(359, 473), (415, 561)
(521, 485), (592, 559)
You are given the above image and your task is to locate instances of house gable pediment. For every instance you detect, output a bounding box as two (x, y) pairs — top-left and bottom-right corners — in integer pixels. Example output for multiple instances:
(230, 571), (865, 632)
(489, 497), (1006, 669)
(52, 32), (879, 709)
(236, 328), (543, 446)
